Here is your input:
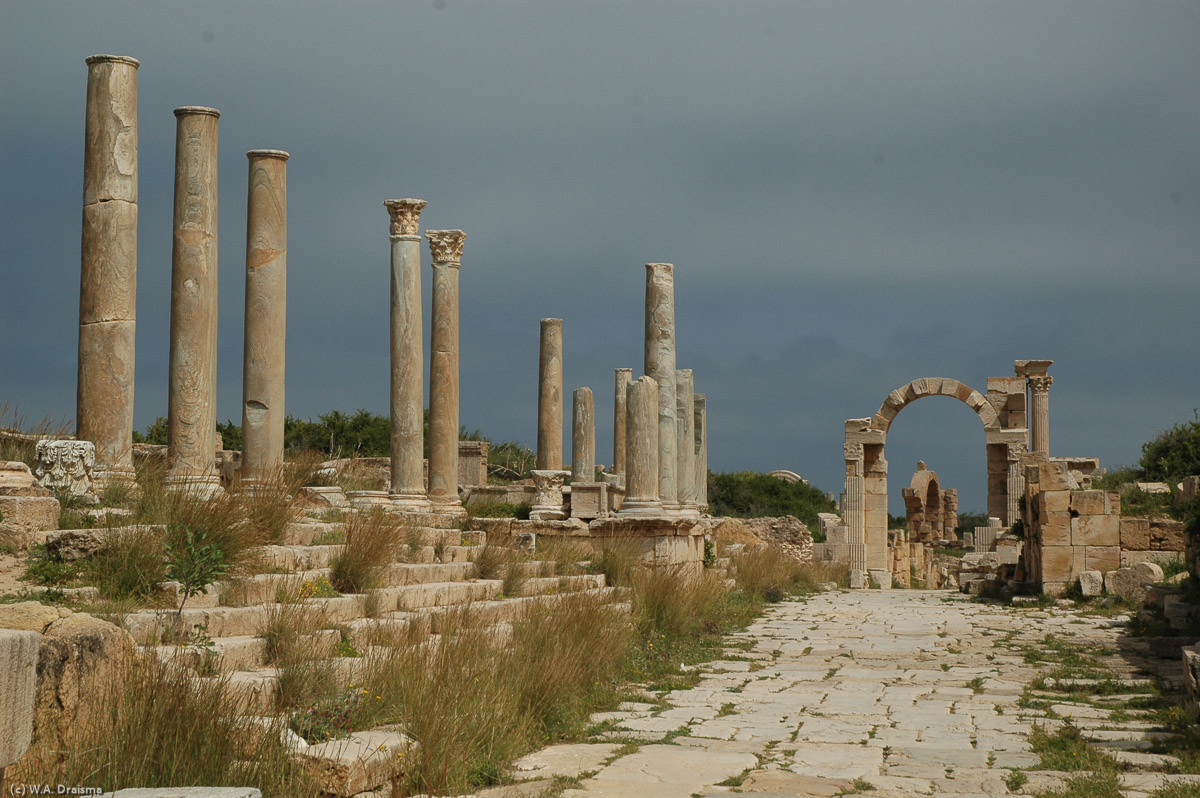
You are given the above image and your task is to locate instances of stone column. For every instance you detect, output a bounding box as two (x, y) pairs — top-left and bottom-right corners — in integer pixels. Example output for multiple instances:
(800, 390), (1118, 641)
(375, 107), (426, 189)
(675, 369), (697, 517)
(644, 263), (678, 512)
(426, 230), (466, 512)
(78, 54), (139, 491)
(536, 318), (564, 470)
(241, 149), (288, 490)
(1006, 443), (1025, 527)
(618, 376), (662, 517)
(694, 393), (708, 511)
(571, 387), (594, 482)
(1028, 375), (1053, 455)
(384, 199), (430, 512)
(167, 107), (222, 496)
(844, 443), (867, 572)
(613, 368), (632, 480)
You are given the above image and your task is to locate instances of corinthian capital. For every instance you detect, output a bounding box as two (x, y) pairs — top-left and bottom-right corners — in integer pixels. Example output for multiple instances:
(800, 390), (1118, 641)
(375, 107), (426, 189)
(425, 229), (466, 264)
(1028, 375), (1054, 393)
(384, 198), (427, 236)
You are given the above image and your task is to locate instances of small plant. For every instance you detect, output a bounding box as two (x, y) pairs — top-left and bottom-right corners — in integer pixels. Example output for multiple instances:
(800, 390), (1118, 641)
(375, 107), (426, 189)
(179, 623), (219, 676)
(329, 509), (401, 593)
(298, 576), (340, 599)
(333, 636), (362, 658)
(165, 524), (229, 618)
(290, 688), (367, 744)
(501, 556), (528, 598)
(702, 537), (717, 569)
(23, 544), (80, 587)
(471, 543), (507, 580)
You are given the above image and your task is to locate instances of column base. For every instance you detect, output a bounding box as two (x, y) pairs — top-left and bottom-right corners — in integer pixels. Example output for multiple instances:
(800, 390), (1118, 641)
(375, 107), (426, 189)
(91, 465), (139, 502)
(530, 506), (567, 521)
(164, 473), (224, 500)
(617, 498), (665, 519)
(676, 502), (701, 520)
(346, 490), (392, 510)
(428, 498), (466, 518)
(390, 492), (432, 513)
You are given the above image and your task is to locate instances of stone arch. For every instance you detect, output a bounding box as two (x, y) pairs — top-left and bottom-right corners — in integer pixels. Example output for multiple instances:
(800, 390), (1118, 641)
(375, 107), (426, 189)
(870, 377), (1000, 434)
(768, 469), (805, 484)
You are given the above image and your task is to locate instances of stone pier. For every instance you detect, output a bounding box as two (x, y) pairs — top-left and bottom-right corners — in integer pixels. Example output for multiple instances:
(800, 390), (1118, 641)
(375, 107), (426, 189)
(167, 106), (222, 497)
(644, 263), (678, 514)
(618, 376), (662, 518)
(694, 393), (708, 511)
(385, 198), (430, 512)
(426, 230), (466, 513)
(240, 149), (288, 489)
(676, 369), (698, 517)
(571, 387), (594, 482)
(78, 54), (139, 491)
(537, 318), (564, 471)
(613, 368), (632, 480)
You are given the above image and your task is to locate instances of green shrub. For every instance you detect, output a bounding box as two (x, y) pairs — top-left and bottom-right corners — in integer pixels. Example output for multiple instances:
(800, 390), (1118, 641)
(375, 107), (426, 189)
(84, 526), (167, 600)
(1140, 411), (1200, 483)
(706, 470), (837, 526)
(467, 501), (532, 519)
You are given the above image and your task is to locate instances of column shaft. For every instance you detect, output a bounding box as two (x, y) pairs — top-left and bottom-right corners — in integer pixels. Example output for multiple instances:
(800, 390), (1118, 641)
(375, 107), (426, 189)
(675, 369), (697, 515)
(536, 318), (563, 470)
(613, 368), (632, 479)
(1029, 376), (1052, 455)
(571, 387), (594, 482)
(78, 54), (139, 487)
(644, 263), (678, 510)
(426, 230), (466, 510)
(241, 150), (288, 486)
(619, 376), (661, 517)
(385, 199), (429, 510)
(167, 107), (221, 494)
(694, 393), (707, 510)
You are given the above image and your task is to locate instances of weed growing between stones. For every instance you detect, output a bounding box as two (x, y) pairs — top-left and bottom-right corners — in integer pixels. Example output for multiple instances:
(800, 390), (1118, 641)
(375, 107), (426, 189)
(329, 507), (402, 592)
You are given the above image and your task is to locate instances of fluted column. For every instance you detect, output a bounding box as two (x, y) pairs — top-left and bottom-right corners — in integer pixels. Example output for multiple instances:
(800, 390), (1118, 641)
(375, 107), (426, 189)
(385, 198), (430, 512)
(241, 149), (288, 490)
(571, 387), (594, 482)
(675, 369), (697, 517)
(694, 393), (707, 511)
(1006, 443), (1025, 527)
(644, 263), (678, 513)
(78, 54), (139, 491)
(844, 443), (866, 571)
(613, 368), (632, 479)
(167, 107), (221, 496)
(1028, 375), (1053, 455)
(537, 318), (563, 470)
(619, 376), (662, 517)
(426, 230), (466, 512)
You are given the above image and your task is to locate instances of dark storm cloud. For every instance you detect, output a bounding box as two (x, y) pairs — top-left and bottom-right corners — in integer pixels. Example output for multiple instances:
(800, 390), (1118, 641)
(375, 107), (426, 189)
(2, 1), (1198, 513)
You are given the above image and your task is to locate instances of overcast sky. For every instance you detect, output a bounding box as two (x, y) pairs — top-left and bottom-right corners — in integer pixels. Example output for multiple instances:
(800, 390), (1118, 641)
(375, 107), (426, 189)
(2, 2), (1197, 514)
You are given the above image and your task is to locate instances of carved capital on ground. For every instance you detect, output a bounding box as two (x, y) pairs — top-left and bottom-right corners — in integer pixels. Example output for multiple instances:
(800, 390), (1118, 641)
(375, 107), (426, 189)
(425, 229), (466, 264)
(34, 440), (96, 496)
(384, 198), (427, 236)
(1027, 375), (1054, 393)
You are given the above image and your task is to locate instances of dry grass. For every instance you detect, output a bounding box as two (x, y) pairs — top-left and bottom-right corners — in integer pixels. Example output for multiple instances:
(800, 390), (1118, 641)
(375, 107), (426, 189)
(262, 582), (339, 711)
(81, 525), (168, 600)
(20, 652), (319, 796)
(633, 566), (731, 639)
(471, 542), (508, 580)
(239, 456), (322, 545)
(592, 535), (644, 588)
(732, 545), (847, 601)
(0, 400), (71, 467)
(329, 508), (403, 593)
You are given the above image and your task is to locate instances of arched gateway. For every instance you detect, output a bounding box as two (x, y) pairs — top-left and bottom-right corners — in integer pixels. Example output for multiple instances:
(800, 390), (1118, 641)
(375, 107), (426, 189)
(838, 361), (1054, 572)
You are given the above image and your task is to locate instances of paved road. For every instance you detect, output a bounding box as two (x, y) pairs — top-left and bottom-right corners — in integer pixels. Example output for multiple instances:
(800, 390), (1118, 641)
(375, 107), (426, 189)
(511, 589), (1187, 798)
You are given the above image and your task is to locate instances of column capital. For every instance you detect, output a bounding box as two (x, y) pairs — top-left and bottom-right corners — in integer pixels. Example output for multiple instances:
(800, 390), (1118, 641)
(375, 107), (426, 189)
(384, 198), (427, 236)
(426, 229), (466, 264)
(646, 262), (674, 276)
(173, 106), (220, 118)
(247, 149), (290, 161)
(1028, 375), (1054, 393)
(844, 442), (864, 460)
(86, 54), (140, 68)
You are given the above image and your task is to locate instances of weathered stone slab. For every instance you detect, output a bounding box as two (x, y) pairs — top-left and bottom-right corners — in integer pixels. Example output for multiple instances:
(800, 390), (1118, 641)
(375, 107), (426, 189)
(1105, 562), (1164, 604)
(1078, 570), (1103, 597)
(0, 628), (38, 768)
(515, 743), (624, 778)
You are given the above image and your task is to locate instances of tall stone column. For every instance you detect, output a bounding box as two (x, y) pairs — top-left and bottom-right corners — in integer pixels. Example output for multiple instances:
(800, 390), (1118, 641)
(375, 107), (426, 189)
(694, 393), (707, 511)
(675, 369), (698, 517)
(612, 368), (632, 479)
(844, 443), (867, 572)
(571, 387), (594, 482)
(1028, 375), (1053, 455)
(426, 230), (466, 512)
(1006, 443), (1025, 527)
(644, 263), (678, 513)
(384, 198), (430, 512)
(78, 54), (139, 491)
(536, 318), (564, 470)
(619, 376), (662, 517)
(241, 149), (288, 490)
(167, 107), (222, 496)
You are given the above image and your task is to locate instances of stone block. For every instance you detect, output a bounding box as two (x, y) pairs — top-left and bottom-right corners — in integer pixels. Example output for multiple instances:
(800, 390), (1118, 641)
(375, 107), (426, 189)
(1041, 546), (1075, 583)
(1070, 490), (1109, 516)
(0, 461), (39, 492)
(0, 628), (38, 768)
(1041, 520), (1071, 547)
(1042, 581), (1067, 597)
(1043, 490), (1070, 514)
(1151, 518), (1186, 551)
(1038, 463), (1077, 492)
(1085, 546), (1120, 573)
(0, 494), (61, 533)
(1072, 513), (1119, 547)
(1078, 570), (1103, 597)
(299, 728), (415, 796)
(868, 568), (892, 590)
(849, 569), (865, 590)
(1105, 562), (1164, 604)
(1184, 646), (1200, 714)
(569, 482), (608, 520)
(1121, 517), (1151, 551)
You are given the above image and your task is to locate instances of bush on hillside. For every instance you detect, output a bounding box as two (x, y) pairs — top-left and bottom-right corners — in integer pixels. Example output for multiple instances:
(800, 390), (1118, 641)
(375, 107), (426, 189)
(1140, 411), (1200, 484)
(706, 470), (837, 527)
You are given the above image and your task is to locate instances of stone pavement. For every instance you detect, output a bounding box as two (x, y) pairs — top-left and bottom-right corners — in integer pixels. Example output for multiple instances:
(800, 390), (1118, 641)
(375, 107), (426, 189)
(512, 589), (1182, 797)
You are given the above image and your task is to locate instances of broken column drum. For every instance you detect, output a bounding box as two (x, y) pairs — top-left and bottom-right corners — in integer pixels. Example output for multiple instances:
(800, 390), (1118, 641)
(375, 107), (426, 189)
(167, 106), (222, 496)
(426, 230), (466, 511)
(676, 369), (697, 516)
(618, 375), (663, 517)
(385, 199), (430, 511)
(78, 54), (139, 490)
(613, 368), (632, 479)
(537, 318), (564, 470)
(572, 387), (594, 482)
(644, 263), (678, 512)
(241, 149), (289, 488)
